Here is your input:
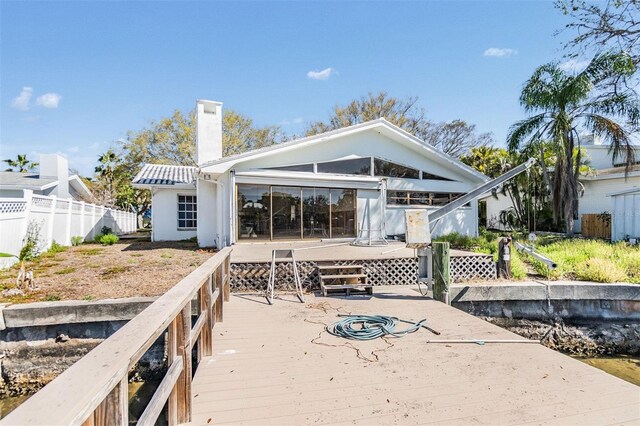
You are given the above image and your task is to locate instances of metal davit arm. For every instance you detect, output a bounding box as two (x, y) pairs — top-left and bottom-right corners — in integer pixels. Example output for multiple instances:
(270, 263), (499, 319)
(427, 158), (536, 226)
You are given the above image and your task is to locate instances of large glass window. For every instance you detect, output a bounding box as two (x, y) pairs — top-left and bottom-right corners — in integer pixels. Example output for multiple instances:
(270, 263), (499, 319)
(177, 195), (197, 229)
(303, 188), (330, 238)
(374, 158), (420, 179)
(387, 191), (467, 207)
(237, 184), (271, 239)
(237, 185), (356, 240)
(330, 189), (357, 238)
(267, 164), (314, 172)
(271, 187), (302, 239)
(421, 171), (454, 181)
(317, 158), (371, 175)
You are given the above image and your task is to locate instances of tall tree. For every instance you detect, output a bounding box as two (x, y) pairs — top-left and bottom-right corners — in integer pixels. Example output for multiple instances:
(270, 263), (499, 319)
(94, 149), (119, 207)
(507, 52), (639, 235)
(305, 92), (491, 157)
(557, 0), (640, 93)
(3, 154), (38, 173)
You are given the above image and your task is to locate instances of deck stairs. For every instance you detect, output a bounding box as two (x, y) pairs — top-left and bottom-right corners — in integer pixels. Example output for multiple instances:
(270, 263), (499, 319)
(317, 263), (372, 296)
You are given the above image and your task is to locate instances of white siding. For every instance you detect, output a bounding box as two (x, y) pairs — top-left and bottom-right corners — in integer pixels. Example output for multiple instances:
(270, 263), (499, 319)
(575, 176), (640, 232)
(612, 192), (640, 241)
(151, 188), (197, 242)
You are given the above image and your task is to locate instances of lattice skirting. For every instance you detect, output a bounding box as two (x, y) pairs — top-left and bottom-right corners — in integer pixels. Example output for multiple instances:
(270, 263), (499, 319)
(230, 255), (496, 292)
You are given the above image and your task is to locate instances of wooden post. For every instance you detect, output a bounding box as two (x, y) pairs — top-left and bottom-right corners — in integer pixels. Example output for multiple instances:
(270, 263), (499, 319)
(166, 319), (178, 426)
(200, 281), (213, 358)
(497, 237), (512, 279)
(223, 256), (231, 302)
(432, 242), (451, 304)
(173, 307), (192, 424)
(215, 266), (224, 322)
(84, 377), (128, 426)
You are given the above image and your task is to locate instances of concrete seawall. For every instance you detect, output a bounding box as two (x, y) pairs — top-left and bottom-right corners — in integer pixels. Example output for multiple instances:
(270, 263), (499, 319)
(451, 281), (640, 321)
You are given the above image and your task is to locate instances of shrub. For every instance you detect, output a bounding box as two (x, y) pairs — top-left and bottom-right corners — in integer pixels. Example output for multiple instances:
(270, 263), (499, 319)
(101, 226), (113, 236)
(48, 241), (67, 254)
(71, 236), (84, 246)
(98, 234), (119, 245)
(574, 258), (627, 283)
(19, 221), (42, 262)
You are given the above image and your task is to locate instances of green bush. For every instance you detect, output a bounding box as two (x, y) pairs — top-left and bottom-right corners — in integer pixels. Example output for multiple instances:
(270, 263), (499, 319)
(71, 236), (84, 246)
(574, 258), (627, 283)
(101, 226), (113, 236)
(98, 234), (119, 245)
(48, 240), (67, 254)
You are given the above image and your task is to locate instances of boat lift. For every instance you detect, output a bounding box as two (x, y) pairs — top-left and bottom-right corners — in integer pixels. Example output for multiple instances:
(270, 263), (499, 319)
(405, 158), (537, 301)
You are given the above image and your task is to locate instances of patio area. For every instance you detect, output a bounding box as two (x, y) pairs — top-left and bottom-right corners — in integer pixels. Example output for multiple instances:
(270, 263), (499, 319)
(191, 286), (640, 425)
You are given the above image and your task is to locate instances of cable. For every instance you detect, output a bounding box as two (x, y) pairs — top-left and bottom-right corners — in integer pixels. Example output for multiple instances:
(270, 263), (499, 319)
(326, 314), (426, 340)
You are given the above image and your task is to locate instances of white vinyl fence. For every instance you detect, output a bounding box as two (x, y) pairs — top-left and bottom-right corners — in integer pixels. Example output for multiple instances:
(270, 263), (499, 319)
(0, 190), (136, 268)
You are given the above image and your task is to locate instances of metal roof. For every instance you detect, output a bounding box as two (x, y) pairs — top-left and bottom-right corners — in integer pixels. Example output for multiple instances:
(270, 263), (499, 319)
(132, 164), (197, 186)
(0, 172), (58, 190)
(607, 187), (640, 197)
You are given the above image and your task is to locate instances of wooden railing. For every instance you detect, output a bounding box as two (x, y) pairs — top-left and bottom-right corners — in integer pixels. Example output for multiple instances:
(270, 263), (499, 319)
(3, 247), (233, 426)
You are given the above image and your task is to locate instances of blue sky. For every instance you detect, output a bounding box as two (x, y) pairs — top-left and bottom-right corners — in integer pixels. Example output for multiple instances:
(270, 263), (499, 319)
(1, 1), (579, 175)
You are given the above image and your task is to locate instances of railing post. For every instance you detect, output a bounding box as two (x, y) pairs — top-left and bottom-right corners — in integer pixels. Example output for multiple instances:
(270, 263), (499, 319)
(224, 255), (231, 302)
(174, 306), (192, 424)
(215, 266), (224, 322)
(200, 281), (213, 357)
(83, 377), (128, 426)
(166, 319), (178, 426)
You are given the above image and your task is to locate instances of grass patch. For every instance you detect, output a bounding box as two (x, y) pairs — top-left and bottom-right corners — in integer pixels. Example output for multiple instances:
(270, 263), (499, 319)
(160, 252), (174, 259)
(101, 266), (129, 278)
(44, 294), (61, 301)
(130, 253), (144, 257)
(77, 247), (104, 256)
(54, 267), (77, 275)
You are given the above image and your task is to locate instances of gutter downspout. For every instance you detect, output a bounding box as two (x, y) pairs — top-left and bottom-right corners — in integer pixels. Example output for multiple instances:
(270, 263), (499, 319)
(201, 177), (225, 249)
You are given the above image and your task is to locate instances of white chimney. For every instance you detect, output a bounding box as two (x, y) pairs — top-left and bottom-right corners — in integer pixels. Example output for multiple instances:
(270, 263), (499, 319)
(196, 99), (223, 165)
(39, 154), (69, 199)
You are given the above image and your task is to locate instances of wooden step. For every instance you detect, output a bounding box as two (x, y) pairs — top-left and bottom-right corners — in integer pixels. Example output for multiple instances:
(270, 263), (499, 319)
(319, 274), (367, 280)
(322, 284), (372, 290)
(317, 264), (363, 270)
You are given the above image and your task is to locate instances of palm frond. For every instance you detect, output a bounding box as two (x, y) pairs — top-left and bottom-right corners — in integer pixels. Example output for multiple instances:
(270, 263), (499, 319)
(506, 113), (548, 152)
(582, 113), (637, 173)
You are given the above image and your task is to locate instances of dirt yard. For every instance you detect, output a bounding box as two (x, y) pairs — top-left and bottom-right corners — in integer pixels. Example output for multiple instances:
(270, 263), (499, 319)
(0, 240), (215, 303)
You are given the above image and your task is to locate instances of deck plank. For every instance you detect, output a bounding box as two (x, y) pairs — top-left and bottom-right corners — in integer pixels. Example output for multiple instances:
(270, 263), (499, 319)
(192, 286), (640, 425)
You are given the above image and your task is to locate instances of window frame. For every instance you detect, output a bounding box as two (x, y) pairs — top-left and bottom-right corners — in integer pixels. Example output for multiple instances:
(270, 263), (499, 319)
(177, 193), (198, 230)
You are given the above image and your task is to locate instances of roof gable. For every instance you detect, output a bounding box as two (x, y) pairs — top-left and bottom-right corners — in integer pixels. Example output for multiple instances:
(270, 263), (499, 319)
(200, 119), (487, 182)
(132, 164), (197, 187)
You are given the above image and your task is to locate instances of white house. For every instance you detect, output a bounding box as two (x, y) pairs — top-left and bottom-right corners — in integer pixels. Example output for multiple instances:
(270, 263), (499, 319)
(0, 154), (92, 201)
(133, 100), (488, 247)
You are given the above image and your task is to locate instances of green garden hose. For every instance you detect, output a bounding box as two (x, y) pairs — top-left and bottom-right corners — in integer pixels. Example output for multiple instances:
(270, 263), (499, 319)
(326, 314), (427, 340)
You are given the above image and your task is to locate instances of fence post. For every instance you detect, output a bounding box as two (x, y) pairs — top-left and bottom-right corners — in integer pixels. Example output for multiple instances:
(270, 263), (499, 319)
(432, 242), (451, 304)
(497, 237), (512, 279)
(80, 201), (86, 240)
(65, 199), (72, 245)
(47, 195), (56, 248)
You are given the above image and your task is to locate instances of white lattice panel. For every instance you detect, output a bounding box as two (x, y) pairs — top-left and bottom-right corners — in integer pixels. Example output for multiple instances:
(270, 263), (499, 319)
(32, 197), (53, 209)
(56, 200), (69, 210)
(231, 255), (496, 291)
(0, 201), (27, 214)
(72, 203), (83, 212)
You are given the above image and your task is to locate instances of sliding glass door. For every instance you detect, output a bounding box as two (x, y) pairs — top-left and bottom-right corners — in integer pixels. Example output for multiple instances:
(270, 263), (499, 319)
(236, 184), (357, 241)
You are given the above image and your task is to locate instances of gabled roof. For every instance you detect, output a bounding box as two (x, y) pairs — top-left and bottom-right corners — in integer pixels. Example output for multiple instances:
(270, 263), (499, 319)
(0, 172), (59, 191)
(200, 118), (488, 182)
(132, 164), (197, 187)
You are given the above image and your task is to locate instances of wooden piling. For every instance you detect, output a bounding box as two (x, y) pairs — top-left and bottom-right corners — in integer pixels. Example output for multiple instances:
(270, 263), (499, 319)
(432, 242), (450, 304)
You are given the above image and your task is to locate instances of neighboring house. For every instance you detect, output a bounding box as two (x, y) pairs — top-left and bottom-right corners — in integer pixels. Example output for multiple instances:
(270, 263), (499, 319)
(0, 154), (92, 201)
(133, 100), (488, 246)
(484, 137), (640, 240)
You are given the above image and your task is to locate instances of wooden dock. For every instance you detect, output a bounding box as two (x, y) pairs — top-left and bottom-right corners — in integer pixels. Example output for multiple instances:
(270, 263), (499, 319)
(192, 286), (640, 425)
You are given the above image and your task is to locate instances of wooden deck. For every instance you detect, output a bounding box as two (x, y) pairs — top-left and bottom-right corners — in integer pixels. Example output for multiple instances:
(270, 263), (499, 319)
(191, 286), (640, 425)
(231, 240), (477, 263)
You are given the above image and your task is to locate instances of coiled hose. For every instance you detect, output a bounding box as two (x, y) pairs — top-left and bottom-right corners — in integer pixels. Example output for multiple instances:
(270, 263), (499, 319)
(326, 314), (427, 340)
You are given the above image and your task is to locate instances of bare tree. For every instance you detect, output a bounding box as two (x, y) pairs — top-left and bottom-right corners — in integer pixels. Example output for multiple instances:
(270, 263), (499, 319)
(422, 120), (495, 158)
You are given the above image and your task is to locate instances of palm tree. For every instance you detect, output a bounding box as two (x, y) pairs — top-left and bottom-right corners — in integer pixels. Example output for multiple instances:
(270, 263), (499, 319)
(507, 52), (640, 235)
(94, 149), (119, 207)
(3, 154), (38, 172)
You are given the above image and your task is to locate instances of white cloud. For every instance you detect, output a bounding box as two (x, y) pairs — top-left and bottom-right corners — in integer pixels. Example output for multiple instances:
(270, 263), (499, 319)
(483, 48), (518, 57)
(11, 87), (33, 110)
(36, 93), (62, 108)
(559, 59), (590, 73)
(307, 67), (336, 80)
(280, 117), (304, 126)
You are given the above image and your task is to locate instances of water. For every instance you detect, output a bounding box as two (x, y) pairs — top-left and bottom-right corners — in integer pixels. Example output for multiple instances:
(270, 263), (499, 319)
(574, 355), (640, 387)
(0, 380), (163, 421)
